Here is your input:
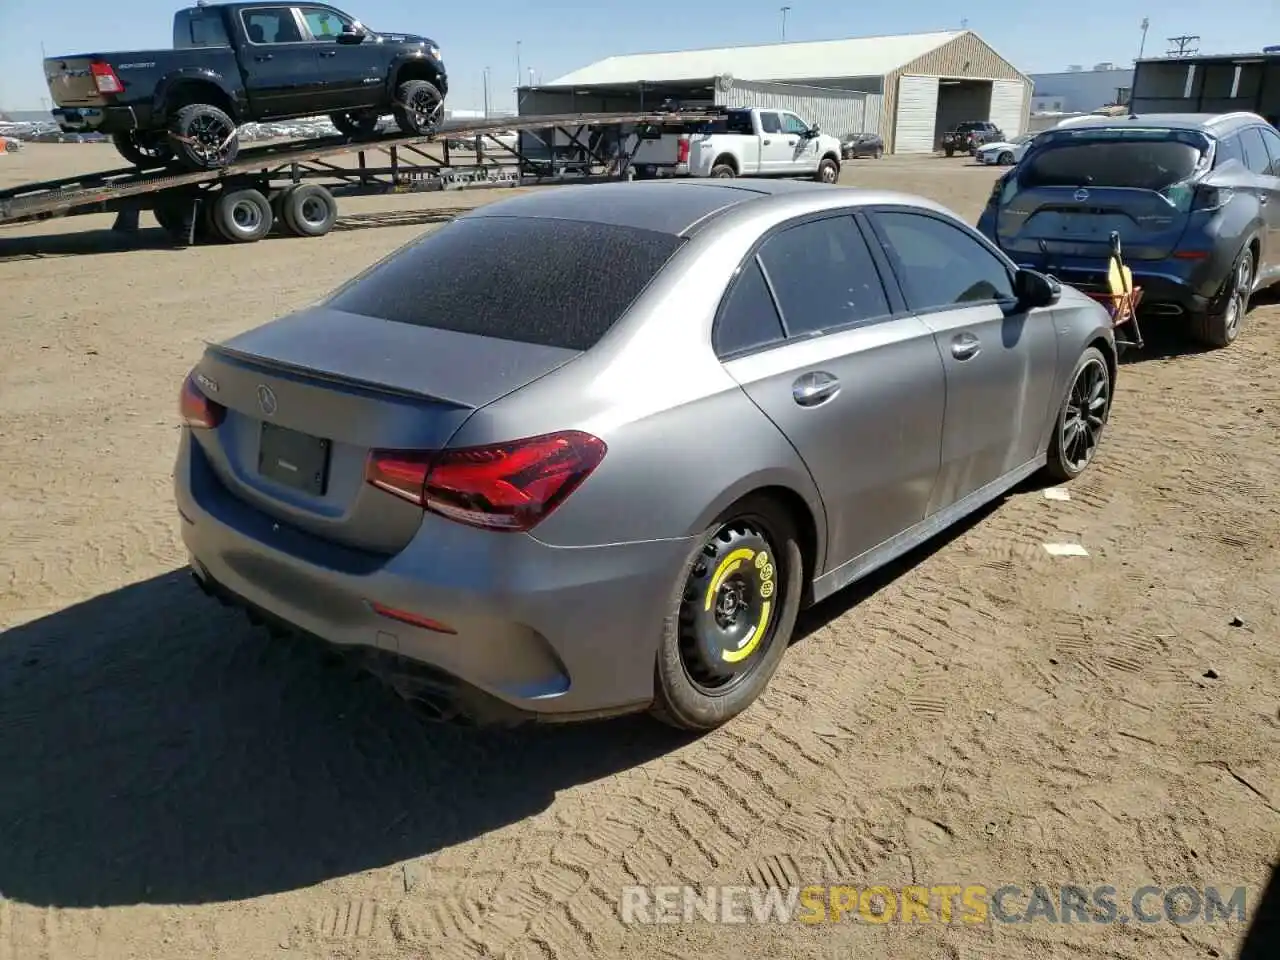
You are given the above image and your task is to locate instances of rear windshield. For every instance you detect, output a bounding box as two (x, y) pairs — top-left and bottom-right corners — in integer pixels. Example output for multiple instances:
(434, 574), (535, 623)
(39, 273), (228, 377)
(174, 9), (231, 47)
(1019, 129), (1207, 191)
(326, 216), (684, 351)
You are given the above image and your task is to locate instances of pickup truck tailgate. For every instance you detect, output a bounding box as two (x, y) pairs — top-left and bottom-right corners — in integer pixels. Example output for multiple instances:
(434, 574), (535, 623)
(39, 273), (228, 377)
(44, 56), (111, 107)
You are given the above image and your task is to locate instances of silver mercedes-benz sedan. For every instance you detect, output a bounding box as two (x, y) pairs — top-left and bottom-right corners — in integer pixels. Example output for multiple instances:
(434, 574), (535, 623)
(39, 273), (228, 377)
(175, 178), (1116, 732)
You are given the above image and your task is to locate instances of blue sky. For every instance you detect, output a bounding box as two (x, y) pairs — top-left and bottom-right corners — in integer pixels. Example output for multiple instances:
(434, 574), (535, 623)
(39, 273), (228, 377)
(1, 0), (1274, 112)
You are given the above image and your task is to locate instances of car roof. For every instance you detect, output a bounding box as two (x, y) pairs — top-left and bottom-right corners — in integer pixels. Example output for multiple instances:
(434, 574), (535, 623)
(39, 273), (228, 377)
(458, 178), (840, 238)
(1051, 111), (1266, 136)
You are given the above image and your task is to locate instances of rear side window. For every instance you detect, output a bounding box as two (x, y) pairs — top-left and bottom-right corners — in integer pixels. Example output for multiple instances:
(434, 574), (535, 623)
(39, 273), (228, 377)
(1214, 134), (1244, 168)
(714, 259), (786, 358)
(760, 113), (782, 134)
(1260, 126), (1280, 175)
(1019, 130), (1206, 191)
(326, 217), (684, 351)
(756, 216), (891, 336)
(174, 10), (231, 47)
(1239, 126), (1273, 176)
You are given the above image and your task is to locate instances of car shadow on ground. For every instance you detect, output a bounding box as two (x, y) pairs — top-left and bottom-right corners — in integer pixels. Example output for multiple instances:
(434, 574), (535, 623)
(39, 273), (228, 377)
(0, 569), (694, 909)
(1237, 861), (1278, 960)
(1119, 290), (1278, 365)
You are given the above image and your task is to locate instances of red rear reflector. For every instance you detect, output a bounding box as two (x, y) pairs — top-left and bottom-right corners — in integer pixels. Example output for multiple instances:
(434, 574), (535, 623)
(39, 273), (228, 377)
(1172, 250), (1208, 260)
(179, 371), (225, 428)
(677, 137), (690, 163)
(369, 601), (456, 635)
(90, 61), (125, 95)
(364, 430), (607, 533)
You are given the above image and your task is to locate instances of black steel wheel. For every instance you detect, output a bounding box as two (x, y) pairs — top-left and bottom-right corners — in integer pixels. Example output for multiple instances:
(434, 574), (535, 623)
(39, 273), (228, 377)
(168, 103), (240, 171)
(1043, 346), (1111, 483)
(111, 131), (174, 168)
(392, 79), (444, 138)
(651, 497), (804, 732)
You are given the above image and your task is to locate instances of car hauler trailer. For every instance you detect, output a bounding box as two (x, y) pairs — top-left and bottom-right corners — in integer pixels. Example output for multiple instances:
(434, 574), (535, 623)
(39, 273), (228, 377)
(0, 110), (722, 246)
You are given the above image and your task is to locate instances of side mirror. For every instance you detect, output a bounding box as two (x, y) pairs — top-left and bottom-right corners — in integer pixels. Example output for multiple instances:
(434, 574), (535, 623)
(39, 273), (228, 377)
(806, 124), (820, 138)
(336, 23), (365, 44)
(1014, 268), (1060, 309)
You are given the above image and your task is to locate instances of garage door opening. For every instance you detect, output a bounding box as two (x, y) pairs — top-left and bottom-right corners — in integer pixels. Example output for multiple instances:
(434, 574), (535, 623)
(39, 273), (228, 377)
(933, 79), (993, 148)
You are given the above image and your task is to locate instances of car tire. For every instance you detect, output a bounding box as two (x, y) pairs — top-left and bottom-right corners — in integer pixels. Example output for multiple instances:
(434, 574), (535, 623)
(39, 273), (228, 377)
(279, 183), (338, 237)
(392, 79), (444, 138)
(330, 111), (380, 139)
(168, 103), (240, 171)
(111, 131), (174, 168)
(210, 187), (273, 243)
(1189, 244), (1254, 348)
(152, 194), (198, 242)
(874, 147), (883, 159)
(1042, 346), (1112, 484)
(710, 163), (736, 178)
(945, 147), (955, 157)
(650, 496), (804, 732)
(815, 157), (839, 183)
(999, 151), (1014, 165)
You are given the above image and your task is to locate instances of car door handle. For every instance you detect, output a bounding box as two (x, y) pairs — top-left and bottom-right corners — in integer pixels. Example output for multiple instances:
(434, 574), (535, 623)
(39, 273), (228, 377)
(950, 333), (981, 360)
(319, 49), (338, 57)
(762, 138), (772, 145)
(792, 371), (840, 407)
(254, 53), (274, 61)
(787, 139), (797, 146)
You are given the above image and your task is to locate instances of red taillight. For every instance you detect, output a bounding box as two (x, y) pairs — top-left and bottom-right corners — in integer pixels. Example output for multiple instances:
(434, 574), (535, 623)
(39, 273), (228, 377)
(677, 136), (690, 163)
(364, 430), (607, 533)
(180, 372), (225, 429)
(89, 61), (125, 95)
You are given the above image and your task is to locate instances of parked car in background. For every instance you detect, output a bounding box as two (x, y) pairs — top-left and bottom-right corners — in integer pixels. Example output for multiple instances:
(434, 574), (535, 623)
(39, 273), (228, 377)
(44, 2), (448, 171)
(842, 132), (884, 160)
(977, 112), (1280, 348)
(176, 179), (1115, 733)
(1, 136), (21, 153)
(975, 133), (1036, 166)
(942, 120), (1004, 156)
(686, 107), (843, 182)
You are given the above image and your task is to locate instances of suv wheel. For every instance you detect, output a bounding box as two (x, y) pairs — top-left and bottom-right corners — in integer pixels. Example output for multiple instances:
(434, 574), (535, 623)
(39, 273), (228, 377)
(1190, 245), (1254, 348)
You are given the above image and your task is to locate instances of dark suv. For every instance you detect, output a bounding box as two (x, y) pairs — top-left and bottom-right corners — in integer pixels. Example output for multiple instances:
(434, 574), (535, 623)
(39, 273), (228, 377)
(942, 121), (1003, 157)
(976, 112), (1280, 348)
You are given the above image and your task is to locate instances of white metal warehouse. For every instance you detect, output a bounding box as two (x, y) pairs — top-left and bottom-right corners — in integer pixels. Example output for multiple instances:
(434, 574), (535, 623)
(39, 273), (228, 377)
(518, 30), (1031, 154)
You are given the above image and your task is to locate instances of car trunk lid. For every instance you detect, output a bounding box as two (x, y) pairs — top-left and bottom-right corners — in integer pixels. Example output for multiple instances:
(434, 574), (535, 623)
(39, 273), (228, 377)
(190, 306), (580, 555)
(994, 126), (1210, 261)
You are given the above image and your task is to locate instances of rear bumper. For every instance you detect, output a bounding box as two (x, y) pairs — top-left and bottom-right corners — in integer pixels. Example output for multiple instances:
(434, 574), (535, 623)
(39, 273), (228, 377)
(51, 105), (139, 134)
(175, 431), (694, 723)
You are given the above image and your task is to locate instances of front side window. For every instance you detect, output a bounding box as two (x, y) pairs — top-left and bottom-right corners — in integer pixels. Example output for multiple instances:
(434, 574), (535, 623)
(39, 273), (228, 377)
(780, 113), (810, 136)
(299, 6), (352, 40)
(756, 216), (891, 337)
(241, 7), (303, 44)
(873, 210), (1015, 311)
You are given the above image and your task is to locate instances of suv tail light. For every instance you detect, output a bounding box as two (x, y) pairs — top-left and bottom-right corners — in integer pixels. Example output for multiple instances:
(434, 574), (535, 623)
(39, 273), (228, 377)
(677, 136), (690, 163)
(364, 430), (607, 533)
(179, 371), (225, 429)
(90, 61), (125, 95)
(1190, 183), (1233, 212)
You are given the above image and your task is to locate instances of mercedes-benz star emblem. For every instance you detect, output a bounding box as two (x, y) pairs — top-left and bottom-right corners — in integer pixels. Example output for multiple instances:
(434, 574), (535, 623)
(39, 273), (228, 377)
(256, 384), (278, 416)
(1073, 188), (1090, 202)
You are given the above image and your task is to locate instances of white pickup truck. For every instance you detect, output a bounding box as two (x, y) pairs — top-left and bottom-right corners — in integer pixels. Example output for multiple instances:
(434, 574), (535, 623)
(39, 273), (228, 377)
(686, 107), (844, 182)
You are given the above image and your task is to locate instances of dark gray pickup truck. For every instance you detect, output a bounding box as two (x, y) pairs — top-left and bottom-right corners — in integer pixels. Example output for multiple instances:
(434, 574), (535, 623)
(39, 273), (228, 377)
(44, 1), (449, 170)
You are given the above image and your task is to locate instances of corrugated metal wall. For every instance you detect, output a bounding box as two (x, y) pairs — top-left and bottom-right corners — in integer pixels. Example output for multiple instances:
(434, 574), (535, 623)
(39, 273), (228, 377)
(716, 79), (882, 137)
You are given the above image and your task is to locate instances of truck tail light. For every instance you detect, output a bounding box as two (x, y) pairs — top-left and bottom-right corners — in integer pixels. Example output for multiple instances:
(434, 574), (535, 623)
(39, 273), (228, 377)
(90, 61), (125, 95)
(364, 431), (607, 533)
(677, 136), (690, 163)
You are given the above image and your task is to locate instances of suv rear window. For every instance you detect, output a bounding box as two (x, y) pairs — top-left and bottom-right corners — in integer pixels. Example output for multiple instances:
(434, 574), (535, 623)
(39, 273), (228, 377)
(326, 216), (684, 351)
(1018, 128), (1207, 191)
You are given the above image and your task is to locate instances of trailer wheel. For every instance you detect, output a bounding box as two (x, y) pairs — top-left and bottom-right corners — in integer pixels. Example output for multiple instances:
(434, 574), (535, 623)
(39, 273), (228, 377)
(111, 131), (174, 168)
(211, 188), (273, 243)
(393, 79), (444, 138)
(169, 103), (241, 171)
(280, 184), (338, 238)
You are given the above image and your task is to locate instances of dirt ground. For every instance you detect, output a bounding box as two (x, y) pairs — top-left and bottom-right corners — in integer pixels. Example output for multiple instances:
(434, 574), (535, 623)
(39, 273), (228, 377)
(1, 142), (1277, 960)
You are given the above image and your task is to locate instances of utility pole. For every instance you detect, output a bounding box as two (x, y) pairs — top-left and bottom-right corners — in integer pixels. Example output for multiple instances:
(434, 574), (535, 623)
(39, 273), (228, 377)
(528, 66), (535, 87)
(483, 66), (490, 117)
(516, 41), (522, 90)
(1137, 17), (1150, 60)
(780, 6), (790, 41)
(1165, 34), (1200, 57)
